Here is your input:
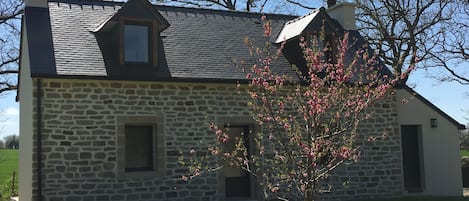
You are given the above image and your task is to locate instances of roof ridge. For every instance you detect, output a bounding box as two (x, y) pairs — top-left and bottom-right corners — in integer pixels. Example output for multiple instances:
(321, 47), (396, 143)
(285, 8), (320, 25)
(48, 0), (299, 19)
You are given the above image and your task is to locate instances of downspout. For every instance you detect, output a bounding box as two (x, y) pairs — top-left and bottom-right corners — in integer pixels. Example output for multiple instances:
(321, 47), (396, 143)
(36, 78), (43, 201)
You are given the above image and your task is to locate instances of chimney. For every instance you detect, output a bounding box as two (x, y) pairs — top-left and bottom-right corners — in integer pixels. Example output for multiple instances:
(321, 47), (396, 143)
(24, 0), (48, 8)
(326, 0), (356, 30)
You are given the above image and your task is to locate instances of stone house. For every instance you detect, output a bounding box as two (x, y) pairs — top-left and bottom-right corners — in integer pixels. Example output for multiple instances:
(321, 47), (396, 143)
(18, 0), (465, 200)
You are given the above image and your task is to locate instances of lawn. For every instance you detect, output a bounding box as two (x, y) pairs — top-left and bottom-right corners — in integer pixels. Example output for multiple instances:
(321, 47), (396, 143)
(0, 149), (18, 185)
(461, 150), (469, 157)
(368, 197), (469, 201)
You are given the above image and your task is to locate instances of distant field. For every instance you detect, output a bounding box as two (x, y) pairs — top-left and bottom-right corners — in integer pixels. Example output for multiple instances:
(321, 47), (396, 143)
(462, 150), (469, 157)
(0, 149), (18, 185)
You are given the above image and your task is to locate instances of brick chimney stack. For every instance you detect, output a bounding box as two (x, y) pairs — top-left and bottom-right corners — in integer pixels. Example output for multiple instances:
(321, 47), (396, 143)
(326, 0), (356, 30)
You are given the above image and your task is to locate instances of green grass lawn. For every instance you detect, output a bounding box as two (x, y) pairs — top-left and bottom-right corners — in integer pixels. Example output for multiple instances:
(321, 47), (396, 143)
(0, 149), (18, 185)
(461, 150), (469, 157)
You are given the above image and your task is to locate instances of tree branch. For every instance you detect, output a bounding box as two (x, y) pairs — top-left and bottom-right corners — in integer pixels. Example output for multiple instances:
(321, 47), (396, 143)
(284, 0), (315, 10)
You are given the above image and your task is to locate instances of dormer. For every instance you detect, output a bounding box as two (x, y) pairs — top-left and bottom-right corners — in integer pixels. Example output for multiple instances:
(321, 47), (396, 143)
(93, 0), (169, 70)
(274, 8), (342, 76)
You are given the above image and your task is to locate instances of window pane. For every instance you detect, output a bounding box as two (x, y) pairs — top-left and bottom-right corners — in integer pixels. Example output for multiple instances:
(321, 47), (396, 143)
(124, 25), (149, 63)
(125, 125), (153, 171)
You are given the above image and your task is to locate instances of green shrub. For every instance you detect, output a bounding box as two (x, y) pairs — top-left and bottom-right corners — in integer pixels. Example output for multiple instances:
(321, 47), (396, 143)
(0, 177), (17, 201)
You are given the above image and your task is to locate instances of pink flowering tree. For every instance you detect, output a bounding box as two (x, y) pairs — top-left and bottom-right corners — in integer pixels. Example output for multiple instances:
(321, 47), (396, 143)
(182, 16), (413, 201)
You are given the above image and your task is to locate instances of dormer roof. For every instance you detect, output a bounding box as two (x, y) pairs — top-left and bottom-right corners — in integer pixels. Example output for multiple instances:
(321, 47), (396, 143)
(274, 7), (342, 44)
(93, 0), (170, 33)
(275, 9), (321, 43)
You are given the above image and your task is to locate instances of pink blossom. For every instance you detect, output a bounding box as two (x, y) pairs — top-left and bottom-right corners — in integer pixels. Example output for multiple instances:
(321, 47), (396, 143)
(400, 98), (409, 104)
(218, 135), (229, 143)
(209, 123), (216, 131)
(194, 169), (201, 177)
(278, 101), (285, 108)
(270, 186), (280, 193)
(244, 160), (249, 166)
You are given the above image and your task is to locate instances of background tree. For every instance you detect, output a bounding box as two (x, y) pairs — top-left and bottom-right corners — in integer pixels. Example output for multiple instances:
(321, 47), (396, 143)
(153, 0), (260, 11)
(0, 0), (22, 95)
(182, 18), (412, 200)
(355, 0), (468, 85)
(426, 1), (469, 84)
(152, 0), (319, 13)
(0, 140), (4, 149)
(2, 135), (18, 149)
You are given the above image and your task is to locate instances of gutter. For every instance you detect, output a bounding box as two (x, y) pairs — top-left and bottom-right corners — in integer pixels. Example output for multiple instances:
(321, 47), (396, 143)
(36, 79), (43, 201)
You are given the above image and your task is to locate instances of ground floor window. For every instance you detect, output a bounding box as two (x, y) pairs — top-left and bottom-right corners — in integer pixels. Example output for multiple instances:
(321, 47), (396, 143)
(116, 116), (165, 177)
(125, 125), (155, 172)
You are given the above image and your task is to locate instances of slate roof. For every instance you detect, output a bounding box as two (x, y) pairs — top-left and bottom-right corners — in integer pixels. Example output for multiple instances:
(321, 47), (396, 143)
(24, 0), (299, 82)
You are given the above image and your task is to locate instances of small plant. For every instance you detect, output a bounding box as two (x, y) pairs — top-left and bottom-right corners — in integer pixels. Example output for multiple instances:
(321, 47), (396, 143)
(0, 171), (17, 201)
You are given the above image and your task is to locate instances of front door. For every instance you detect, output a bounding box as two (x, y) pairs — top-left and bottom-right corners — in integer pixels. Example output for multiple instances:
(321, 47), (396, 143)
(224, 125), (251, 198)
(401, 125), (424, 192)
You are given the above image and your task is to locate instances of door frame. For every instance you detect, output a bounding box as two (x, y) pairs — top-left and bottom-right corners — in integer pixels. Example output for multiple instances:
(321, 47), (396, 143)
(400, 124), (425, 193)
(217, 117), (259, 201)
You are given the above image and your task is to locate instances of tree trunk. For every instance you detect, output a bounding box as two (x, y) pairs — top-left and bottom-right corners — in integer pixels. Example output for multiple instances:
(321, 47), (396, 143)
(304, 189), (314, 201)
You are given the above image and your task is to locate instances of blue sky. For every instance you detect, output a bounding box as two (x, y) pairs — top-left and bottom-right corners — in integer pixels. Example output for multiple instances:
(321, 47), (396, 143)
(0, 91), (18, 139)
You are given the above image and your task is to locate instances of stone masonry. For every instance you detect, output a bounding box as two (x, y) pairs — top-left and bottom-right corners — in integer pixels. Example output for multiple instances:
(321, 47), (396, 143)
(31, 78), (403, 201)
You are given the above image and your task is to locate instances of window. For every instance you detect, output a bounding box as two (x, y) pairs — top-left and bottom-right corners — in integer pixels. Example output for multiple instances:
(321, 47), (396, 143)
(117, 116), (165, 177)
(324, 34), (337, 64)
(124, 24), (149, 63)
(125, 125), (154, 171)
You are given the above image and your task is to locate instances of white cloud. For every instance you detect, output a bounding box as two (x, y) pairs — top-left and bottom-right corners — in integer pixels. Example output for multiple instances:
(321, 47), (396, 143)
(2, 107), (19, 116)
(0, 119), (19, 138)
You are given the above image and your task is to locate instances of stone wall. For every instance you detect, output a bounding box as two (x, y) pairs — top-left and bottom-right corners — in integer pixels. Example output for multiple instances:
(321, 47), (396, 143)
(324, 100), (403, 201)
(31, 78), (403, 201)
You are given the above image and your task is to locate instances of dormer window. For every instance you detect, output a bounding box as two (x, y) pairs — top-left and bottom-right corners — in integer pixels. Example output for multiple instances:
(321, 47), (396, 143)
(118, 19), (158, 66)
(93, 0), (170, 68)
(324, 34), (337, 64)
(124, 24), (150, 63)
